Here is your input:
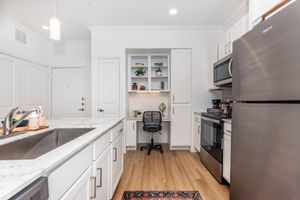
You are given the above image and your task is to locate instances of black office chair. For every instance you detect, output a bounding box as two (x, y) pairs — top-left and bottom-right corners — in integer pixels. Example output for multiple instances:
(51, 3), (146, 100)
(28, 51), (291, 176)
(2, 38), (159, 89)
(140, 111), (163, 155)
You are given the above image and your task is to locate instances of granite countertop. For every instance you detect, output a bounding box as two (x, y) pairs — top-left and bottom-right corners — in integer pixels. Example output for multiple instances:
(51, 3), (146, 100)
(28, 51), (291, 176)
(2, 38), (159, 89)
(0, 117), (124, 200)
(223, 119), (232, 124)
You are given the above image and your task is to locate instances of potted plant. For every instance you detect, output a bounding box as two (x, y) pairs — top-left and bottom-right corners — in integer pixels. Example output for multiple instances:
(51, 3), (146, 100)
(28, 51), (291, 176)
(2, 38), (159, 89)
(155, 67), (162, 77)
(135, 68), (146, 77)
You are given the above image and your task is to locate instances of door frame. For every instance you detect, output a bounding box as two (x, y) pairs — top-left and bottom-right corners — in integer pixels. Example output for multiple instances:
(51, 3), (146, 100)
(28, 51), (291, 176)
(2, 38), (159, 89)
(92, 57), (121, 118)
(51, 66), (86, 119)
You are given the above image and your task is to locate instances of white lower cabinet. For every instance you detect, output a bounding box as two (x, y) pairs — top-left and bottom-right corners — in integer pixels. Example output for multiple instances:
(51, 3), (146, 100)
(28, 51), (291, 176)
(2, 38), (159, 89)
(170, 104), (191, 148)
(48, 121), (124, 200)
(60, 167), (93, 200)
(125, 120), (137, 149)
(193, 113), (201, 152)
(223, 124), (232, 183)
(111, 135), (123, 197)
(93, 147), (111, 200)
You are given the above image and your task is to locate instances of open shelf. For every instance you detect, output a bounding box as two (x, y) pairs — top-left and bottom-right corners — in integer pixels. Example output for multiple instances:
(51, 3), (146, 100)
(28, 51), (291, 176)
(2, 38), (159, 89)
(128, 54), (170, 93)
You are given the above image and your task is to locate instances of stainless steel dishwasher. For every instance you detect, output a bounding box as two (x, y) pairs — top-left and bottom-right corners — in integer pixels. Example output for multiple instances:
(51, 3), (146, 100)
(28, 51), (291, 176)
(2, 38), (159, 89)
(9, 177), (48, 200)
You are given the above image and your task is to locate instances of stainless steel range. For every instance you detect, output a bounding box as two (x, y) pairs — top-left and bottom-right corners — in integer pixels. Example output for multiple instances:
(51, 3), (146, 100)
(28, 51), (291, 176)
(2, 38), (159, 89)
(200, 110), (230, 183)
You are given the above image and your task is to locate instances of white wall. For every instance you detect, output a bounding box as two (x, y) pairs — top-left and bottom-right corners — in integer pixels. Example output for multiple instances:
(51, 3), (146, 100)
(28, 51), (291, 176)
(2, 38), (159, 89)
(48, 41), (92, 117)
(91, 26), (222, 117)
(0, 14), (49, 65)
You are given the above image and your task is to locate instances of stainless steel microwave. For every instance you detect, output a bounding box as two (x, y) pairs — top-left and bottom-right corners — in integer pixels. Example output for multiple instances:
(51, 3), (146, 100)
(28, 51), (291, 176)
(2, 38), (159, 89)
(214, 54), (233, 87)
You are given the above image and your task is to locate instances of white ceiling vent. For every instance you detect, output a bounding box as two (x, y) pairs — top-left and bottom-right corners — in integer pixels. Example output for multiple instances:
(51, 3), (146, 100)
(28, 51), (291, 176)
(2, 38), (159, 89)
(15, 29), (27, 44)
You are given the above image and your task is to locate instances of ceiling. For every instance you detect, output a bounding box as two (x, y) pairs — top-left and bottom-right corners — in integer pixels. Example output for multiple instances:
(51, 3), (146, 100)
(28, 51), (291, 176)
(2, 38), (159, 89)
(0, 0), (247, 41)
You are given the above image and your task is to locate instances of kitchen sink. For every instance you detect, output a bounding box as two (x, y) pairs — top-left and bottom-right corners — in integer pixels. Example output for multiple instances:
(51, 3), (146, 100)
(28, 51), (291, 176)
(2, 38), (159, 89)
(0, 128), (94, 160)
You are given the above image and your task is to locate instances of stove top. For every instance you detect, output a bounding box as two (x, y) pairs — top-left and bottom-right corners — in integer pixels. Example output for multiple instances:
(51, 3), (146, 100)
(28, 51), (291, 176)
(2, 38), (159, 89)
(201, 112), (231, 120)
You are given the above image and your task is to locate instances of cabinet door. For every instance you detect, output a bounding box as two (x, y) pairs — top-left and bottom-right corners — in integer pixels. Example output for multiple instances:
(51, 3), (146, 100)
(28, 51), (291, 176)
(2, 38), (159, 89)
(0, 54), (21, 120)
(171, 104), (191, 147)
(125, 120), (137, 148)
(93, 147), (110, 200)
(249, 0), (284, 25)
(229, 15), (248, 53)
(60, 167), (93, 200)
(171, 49), (191, 104)
(111, 136), (123, 196)
(223, 134), (231, 183)
(193, 115), (201, 152)
(207, 43), (218, 89)
(218, 31), (230, 60)
(22, 62), (49, 115)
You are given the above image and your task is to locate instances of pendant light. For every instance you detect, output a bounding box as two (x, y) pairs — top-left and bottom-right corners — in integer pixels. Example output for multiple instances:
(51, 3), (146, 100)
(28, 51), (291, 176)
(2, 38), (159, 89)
(49, 0), (61, 40)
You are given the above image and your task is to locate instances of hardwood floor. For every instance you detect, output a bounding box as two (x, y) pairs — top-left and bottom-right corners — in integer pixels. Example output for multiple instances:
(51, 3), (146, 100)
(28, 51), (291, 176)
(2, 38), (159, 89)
(113, 146), (229, 200)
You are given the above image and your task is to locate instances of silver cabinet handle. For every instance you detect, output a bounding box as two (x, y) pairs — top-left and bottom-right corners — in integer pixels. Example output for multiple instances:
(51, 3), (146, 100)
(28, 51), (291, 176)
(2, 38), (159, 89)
(113, 148), (117, 162)
(119, 128), (124, 133)
(133, 123), (135, 130)
(78, 108), (85, 111)
(96, 168), (102, 188)
(198, 126), (201, 134)
(172, 108), (175, 115)
(172, 95), (175, 102)
(90, 176), (96, 199)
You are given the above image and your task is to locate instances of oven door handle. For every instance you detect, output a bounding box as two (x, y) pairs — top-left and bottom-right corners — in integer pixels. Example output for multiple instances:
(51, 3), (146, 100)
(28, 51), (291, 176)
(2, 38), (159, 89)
(201, 116), (221, 124)
(228, 58), (233, 78)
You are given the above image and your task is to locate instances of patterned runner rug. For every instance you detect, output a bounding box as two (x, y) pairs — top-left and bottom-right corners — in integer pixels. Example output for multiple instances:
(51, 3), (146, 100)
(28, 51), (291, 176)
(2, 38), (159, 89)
(121, 191), (202, 200)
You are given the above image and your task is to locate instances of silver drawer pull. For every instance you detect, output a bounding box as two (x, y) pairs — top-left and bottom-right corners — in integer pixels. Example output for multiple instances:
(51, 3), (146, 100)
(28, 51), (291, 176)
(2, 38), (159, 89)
(113, 148), (117, 162)
(119, 128), (124, 133)
(96, 168), (103, 188)
(90, 176), (96, 199)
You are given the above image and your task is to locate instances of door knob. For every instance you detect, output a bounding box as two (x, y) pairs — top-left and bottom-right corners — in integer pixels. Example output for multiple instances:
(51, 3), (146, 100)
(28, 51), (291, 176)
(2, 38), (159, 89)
(78, 108), (85, 111)
(98, 109), (104, 112)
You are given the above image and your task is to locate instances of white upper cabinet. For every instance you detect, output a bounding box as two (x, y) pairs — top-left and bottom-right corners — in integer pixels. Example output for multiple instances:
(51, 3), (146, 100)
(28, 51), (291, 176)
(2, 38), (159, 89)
(249, 0), (285, 25)
(171, 49), (192, 104)
(218, 31), (230, 60)
(229, 15), (249, 52)
(207, 42), (218, 89)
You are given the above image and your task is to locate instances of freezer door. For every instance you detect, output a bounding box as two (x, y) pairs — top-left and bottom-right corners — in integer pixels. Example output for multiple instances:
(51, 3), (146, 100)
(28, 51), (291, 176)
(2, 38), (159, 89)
(232, 1), (300, 101)
(231, 103), (300, 200)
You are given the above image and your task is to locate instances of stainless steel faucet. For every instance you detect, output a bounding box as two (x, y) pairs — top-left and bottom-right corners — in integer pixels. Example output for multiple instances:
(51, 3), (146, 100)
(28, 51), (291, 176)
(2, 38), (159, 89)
(2, 107), (37, 136)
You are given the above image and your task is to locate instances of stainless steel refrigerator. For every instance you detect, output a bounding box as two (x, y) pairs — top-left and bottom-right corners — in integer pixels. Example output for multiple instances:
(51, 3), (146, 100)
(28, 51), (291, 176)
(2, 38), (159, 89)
(231, 1), (300, 200)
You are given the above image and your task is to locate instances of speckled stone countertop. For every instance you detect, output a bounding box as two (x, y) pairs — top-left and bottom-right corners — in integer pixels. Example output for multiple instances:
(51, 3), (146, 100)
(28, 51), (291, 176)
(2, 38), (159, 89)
(222, 119), (232, 124)
(0, 117), (124, 200)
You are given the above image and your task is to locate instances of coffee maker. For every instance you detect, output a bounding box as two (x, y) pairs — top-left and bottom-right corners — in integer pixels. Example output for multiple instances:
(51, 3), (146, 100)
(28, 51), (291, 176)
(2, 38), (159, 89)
(212, 99), (221, 109)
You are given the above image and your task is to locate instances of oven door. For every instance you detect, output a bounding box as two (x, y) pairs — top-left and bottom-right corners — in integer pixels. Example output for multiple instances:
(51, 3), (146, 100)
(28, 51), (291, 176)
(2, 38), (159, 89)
(214, 55), (233, 86)
(201, 116), (223, 163)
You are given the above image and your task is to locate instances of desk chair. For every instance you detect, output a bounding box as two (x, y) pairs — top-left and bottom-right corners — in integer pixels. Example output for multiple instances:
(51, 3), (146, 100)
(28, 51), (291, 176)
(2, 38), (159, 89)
(140, 111), (163, 155)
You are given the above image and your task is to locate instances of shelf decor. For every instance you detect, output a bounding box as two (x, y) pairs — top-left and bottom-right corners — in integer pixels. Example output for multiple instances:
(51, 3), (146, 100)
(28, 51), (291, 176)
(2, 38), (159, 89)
(135, 68), (146, 77)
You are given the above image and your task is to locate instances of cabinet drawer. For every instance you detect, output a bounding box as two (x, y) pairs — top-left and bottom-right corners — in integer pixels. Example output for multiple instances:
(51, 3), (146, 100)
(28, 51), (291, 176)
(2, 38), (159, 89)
(111, 121), (124, 142)
(224, 123), (232, 136)
(48, 145), (93, 200)
(93, 131), (111, 160)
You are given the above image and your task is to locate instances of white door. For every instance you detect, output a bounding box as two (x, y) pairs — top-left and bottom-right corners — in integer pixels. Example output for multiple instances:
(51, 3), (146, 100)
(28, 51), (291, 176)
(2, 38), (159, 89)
(52, 68), (85, 118)
(0, 54), (21, 120)
(97, 58), (120, 117)
(223, 134), (231, 183)
(60, 167), (93, 200)
(218, 31), (230, 60)
(125, 120), (137, 148)
(171, 49), (192, 104)
(93, 147), (110, 200)
(22, 62), (49, 115)
(111, 136), (123, 196)
(170, 104), (191, 147)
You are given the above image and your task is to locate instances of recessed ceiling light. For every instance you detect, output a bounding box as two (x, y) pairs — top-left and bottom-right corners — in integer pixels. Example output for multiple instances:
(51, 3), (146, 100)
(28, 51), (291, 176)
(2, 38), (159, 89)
(169, 9), (178, 15)
(42, 25), (49, 30)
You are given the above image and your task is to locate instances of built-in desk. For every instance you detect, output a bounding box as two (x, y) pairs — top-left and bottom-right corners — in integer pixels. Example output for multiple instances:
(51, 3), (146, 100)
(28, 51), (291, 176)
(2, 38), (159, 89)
(125, 117), (171, 150)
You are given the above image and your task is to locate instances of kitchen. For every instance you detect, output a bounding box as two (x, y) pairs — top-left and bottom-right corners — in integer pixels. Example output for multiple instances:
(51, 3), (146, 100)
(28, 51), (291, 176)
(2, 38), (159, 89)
(0, 0), (298, 200)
